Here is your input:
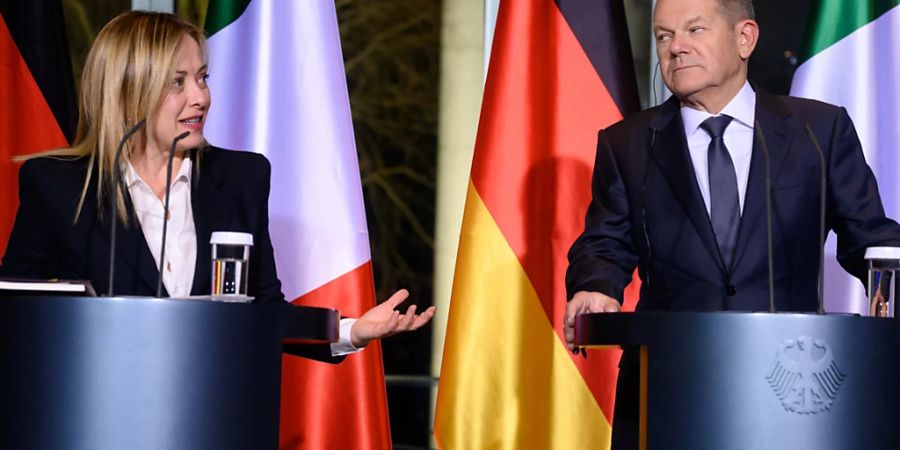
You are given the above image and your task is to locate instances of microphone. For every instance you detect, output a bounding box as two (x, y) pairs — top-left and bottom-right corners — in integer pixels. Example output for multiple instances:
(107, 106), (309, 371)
(641, 128), (657, 287)
(804, 124), (827, 314)
(156, 131), (192, 298)
(107, 118), (147, 297)
(753, 120), (776, 313)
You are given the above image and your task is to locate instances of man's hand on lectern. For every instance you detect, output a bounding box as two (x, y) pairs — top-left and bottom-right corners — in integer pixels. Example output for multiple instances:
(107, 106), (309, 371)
(564, 291), (620, 353)
(350, 289), (436, 348)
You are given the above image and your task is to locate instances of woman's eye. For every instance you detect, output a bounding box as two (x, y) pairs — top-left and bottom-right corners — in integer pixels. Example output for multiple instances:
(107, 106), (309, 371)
(172, 78), (184, 87)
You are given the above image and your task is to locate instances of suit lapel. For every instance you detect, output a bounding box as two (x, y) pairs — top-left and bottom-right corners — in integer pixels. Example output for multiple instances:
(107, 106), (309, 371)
(649, 97), (726, 272)
(190, 150), (229, 295)
(731, 90), (794, 269)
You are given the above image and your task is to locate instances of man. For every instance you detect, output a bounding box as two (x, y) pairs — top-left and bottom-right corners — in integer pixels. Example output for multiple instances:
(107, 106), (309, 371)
(563, 0), (900, 447)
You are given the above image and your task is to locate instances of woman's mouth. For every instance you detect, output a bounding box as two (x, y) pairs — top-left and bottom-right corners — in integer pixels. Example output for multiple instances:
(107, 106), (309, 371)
(179, 116), (203, 129)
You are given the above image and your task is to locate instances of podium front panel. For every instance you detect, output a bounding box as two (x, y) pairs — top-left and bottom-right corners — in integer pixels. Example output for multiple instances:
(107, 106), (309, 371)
(577, 312), (900, 449)
(0, 296), (313, 450)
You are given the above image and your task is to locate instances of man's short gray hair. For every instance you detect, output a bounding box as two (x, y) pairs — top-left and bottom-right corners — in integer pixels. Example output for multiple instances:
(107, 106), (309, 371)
(718, 0), (755, 24)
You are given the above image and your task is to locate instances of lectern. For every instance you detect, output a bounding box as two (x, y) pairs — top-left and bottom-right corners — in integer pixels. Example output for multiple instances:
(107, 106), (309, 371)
(576, 312), (900, 450)
(0, 295), (338, 450)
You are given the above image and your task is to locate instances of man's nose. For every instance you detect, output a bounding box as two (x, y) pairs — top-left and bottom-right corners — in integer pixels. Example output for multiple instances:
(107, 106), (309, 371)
(669, 32), (688, 56)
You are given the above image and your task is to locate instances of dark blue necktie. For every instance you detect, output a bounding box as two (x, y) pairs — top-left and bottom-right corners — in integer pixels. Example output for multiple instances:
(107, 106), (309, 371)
(702, 115), (739, 268)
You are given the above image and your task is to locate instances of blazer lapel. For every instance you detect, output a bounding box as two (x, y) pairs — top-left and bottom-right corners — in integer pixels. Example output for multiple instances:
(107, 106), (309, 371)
(731, 90), (794, 269)
(190, 151), (229, 296)
(649, 97), (726, 272)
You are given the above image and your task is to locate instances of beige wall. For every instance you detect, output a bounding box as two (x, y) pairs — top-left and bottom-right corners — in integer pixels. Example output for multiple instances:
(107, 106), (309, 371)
(430, 0), (485, 378)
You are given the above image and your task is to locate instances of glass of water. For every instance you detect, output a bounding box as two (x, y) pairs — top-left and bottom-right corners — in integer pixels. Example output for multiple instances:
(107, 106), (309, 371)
(210, 231), (253, 300)
(865, 247), (900, 317)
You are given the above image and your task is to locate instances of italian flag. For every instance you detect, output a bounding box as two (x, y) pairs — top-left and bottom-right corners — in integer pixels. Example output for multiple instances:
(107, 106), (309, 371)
(790, 1), (900, 313)
(434, 0), (640, 448)
(203, 1), (390, 449)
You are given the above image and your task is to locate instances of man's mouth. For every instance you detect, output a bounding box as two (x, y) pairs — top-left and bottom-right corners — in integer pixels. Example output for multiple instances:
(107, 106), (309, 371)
(672, 65), (698, 73)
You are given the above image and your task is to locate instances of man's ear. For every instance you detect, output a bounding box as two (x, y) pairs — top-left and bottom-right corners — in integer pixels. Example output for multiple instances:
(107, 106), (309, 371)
(737, 19), (759, 60)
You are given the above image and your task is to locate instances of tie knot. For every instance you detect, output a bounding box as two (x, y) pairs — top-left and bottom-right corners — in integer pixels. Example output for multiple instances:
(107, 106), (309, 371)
(700, 115), (733, 139)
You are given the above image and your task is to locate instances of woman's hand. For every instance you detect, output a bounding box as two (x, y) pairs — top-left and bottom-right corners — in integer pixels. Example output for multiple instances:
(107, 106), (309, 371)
(349, 289), (436, 348)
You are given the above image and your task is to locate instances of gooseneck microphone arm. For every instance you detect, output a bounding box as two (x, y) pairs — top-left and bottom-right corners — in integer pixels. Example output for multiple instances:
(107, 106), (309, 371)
(156, 131), (192, 298)
(754, 120), (776, 313)
(107, 118), (147, 297)
(641, 128), (657, 288)
(804, 124), (828, 315)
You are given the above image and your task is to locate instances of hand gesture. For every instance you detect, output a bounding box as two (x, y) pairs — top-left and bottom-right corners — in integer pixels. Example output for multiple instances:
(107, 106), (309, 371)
(350, 289), (436, 348)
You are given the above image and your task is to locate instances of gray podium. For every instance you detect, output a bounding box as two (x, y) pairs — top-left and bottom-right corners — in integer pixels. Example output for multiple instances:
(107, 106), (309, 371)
(575, 312), (900, 450)
(0, 295), (339, 450)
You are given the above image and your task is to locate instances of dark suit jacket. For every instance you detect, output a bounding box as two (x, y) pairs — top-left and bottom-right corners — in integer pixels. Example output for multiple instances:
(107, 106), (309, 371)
(566, 90), (900, 312)
(1, 147), (340, 361)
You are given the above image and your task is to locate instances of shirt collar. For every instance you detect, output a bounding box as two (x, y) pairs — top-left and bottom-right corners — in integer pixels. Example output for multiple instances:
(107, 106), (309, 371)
(681, 80), (756, 137)
(124, 157), (193, 190)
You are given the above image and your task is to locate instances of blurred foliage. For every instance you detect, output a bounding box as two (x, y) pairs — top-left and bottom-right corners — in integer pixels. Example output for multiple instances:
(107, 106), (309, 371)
(176, 0), (207, 28)
(61, 0), (131, 93)
(335, 0), (439, 310)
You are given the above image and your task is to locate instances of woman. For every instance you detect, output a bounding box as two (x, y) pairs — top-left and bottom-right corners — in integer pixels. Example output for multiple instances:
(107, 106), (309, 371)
(0, 11), (433, 352)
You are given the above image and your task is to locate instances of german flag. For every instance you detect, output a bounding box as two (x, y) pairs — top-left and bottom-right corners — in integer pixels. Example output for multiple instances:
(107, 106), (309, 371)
(0, 1), (76, 256)
(434, 1), (639, 448)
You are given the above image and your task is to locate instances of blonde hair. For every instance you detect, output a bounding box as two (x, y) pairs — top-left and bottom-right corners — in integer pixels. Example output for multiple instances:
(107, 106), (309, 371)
(26, 11), (207, 223)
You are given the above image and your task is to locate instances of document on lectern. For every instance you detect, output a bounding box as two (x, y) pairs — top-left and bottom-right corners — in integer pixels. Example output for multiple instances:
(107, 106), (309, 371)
(0, 278), (97, 297)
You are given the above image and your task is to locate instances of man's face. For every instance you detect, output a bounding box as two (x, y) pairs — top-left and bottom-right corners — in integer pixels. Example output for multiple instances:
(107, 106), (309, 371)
(653, 0), (750, 105)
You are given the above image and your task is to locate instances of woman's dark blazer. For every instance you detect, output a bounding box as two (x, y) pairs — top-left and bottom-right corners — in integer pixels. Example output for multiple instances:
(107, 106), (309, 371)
(1, 147), (285, 303)
(1, 147), (345, 361)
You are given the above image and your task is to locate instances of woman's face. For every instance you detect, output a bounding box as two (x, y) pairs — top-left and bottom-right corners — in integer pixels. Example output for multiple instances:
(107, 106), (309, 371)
(148, 34), (210, 154)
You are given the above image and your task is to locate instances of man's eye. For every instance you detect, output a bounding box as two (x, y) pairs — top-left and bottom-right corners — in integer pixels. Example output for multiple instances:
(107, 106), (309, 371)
(690, 27), (704, 33)
(656, 34), (671, 42)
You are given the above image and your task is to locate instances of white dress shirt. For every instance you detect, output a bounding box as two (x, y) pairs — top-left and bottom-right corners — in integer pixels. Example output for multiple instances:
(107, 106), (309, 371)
(125, 158), (358, 356)
(125, 159), (196, 297)
(681, 81), (756, 216)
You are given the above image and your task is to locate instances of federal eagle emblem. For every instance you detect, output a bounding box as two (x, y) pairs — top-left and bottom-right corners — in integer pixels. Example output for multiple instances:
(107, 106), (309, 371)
(766, 336), (846, 415)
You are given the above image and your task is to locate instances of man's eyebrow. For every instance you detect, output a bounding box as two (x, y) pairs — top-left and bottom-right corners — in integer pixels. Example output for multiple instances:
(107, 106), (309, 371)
(653, 15), (703, 32)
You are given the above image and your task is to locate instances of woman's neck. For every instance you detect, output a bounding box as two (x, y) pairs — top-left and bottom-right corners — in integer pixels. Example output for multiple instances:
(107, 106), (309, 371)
(130, 144), (187, 199)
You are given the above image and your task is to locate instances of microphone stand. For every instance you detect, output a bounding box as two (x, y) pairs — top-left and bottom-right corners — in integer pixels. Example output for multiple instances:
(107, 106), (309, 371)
(107, 118), (147, 297)
(156, 131), (192, 298)
(754, 120), (776, 313)
(804, 124), (828, 314)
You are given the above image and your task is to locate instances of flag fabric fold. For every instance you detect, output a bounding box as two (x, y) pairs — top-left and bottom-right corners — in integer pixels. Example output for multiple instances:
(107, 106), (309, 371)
(204, 1), (391, 448)
(0, 0), (75, 256)
(790, 1), (900, 313)
(434, 1), (640, 448)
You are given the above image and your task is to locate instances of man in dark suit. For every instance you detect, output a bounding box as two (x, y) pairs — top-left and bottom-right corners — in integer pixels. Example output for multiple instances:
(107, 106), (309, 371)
(563, 0), (900, 447)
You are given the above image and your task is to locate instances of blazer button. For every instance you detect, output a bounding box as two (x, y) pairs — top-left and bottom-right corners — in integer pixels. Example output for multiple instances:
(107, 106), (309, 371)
(725, 285), (737, 296)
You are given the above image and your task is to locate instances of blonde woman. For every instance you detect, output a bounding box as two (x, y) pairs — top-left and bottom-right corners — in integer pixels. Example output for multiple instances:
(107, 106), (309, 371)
(0, 11), (433, 353)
